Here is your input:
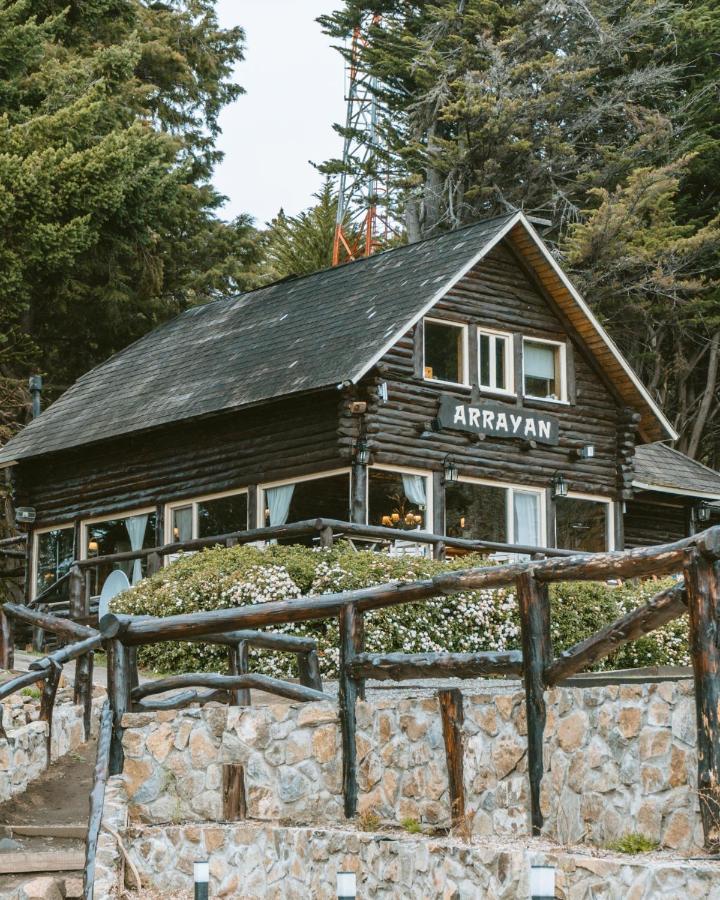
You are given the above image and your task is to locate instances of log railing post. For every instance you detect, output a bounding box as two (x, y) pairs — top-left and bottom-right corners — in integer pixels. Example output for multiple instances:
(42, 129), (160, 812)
(297, 649), (323, 692)
(516, 571), (552, 836)
(39, 662), (62, 765)
(319, 524), (334, 549)
(146, 551), (162, 577)
(339, 603), (363, 818)
(228, 641), (250, 706)
(109, 638), (129, 776)
(0, 608), (14, 670)
(684, 549), (720, 851)
(74, 651), (95, 741)
(68, 564), (86, 621)
(439, 688), (465, 828)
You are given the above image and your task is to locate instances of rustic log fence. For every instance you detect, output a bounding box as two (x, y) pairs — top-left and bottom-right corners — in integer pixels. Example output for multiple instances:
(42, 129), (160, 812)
(89, 525), (720, 851)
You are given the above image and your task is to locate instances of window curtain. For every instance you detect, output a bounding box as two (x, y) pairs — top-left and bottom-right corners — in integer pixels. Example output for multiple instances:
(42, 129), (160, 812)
(513, 492), (539, 549)
(402, 474), (427, 508)
(267, 484), (295, 526)
(125, 514), (148, 585)
(524, 343), (555, 378)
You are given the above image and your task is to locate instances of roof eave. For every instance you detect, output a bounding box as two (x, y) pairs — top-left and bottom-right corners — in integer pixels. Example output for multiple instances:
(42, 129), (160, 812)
(632, 481), (720, 501)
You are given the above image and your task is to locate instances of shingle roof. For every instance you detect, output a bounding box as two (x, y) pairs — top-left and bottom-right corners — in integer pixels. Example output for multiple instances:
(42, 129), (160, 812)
(633, 443), (720, 499)
(0, 212), (674, 464)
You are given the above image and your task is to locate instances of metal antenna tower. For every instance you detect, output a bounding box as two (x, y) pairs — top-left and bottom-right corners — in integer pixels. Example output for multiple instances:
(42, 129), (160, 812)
(332, 12), (390, 266)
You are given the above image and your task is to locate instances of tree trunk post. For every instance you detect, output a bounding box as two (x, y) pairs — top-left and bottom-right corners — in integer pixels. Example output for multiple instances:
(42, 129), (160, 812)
(228, 641), (250, 706)
(351, 463), (368, 525)
(0, 609), (13, 670)
(684, 549), (720, 851)
(146, 551), (162, 577)
(68, 564), (86, 621)
(39, 663), (62, 765)
(439, 688), (465, 828)
(297, 649), (323, 692)
(339, 603), (363, 818)
(319, 524), (334, 549)
(74, 651), (95, 741)
(516, 571), (552, 836)
(109, 638), (129, 776)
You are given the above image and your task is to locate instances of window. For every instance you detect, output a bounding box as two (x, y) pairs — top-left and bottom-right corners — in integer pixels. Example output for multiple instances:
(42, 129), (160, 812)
(523, 338), (565, 401)
(479, 329), (513, 394)
(444, 479), (545, 549)
(260, 472), (350, 544)
(84, 510), (157, 594)
(423, 319), (467, 385)
(556, 495), (612, 552)
(368, 468), (430, 531)
(167, 490), (249, 543)
(34, 526), (74, 599)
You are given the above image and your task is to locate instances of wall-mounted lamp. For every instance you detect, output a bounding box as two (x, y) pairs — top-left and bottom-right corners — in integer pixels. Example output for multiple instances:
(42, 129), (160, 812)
(551, 472), (568, 499)
(443, 454), (459, 483)
(15, 506), (36, 525)
(530, 864), (556, 900)
(696, 501), (712, 523)
(88, 539), (99, 554)
(354, 439), (370, 466)
(578, 444), (595, 459)
(337, 872), (357, 900)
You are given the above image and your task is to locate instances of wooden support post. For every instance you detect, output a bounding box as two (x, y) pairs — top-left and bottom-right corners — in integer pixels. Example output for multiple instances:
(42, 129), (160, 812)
(228, 641), (250, 706)
(351, 463), (368, 525)
(339, 603), (362, 818)
(39, 664), (61, 764)
(432, 470), (446, 561)
(319, 524), (334, 549)
(297, 649), (323, 692)
(127, 647), (139, 693)
(684, 550), (720, 851)
(146, 551), (162, 577)
(109, 639), (129, 776)
(516, 571), (552, 836)
(84, 701), (112, 900)
(0, 609), (14, 670)
(439, 688), (465, 828)
(74, 652), (94, 741)
(68, 564), (86, 621)
(222, 764), (247, 821)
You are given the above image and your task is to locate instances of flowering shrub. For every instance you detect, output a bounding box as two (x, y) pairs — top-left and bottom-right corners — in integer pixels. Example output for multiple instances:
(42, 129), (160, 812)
(111, 543), (688, 677)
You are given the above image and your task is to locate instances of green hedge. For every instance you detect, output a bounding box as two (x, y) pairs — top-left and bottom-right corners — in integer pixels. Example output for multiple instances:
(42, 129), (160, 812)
(111, 543), (689, 678)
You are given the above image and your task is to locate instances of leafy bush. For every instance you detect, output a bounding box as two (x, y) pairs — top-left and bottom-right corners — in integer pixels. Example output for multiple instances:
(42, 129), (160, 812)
(607, 832), (660, 854)
(111, 543), (688, 677)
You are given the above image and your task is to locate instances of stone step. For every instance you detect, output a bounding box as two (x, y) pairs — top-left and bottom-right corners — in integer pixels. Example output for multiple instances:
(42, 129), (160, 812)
(0, 851), (84, 875)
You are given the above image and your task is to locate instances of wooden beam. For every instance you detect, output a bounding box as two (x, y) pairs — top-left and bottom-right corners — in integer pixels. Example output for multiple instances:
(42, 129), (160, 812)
(297, 649), (323, 692)
(439, 688), (465, 828)
(39, 663), (61, 765)
(348, 650), (523, 681)
(84, 701), (112, 899)
(684, 550), (720, 852)
(68, 564), (86, 621)
(109, 639), (129, 776)
(0, 608), (13, 670)
(228, 641), (250, 706)
(0, 850), (85, 875)
(223, 764), (247, 821)
(134, 689), (228, 712)
(131, 672), (326, 705)
(545, 583), (687, 685)
(2, 603), (96, 642)
(517, 571), (552, 836)
(339, 603), (361, 818)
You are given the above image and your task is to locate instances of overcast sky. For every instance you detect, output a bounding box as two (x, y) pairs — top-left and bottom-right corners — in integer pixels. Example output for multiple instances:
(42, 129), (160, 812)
(213, 1), (346, 227)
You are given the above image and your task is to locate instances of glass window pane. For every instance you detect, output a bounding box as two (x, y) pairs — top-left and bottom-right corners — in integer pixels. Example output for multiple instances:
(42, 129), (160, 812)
(424, 320), (464, 384)
(445, 482), (507, 542)
(36, 528), (74, 598)
(264, 474), (350, 544)
(479, 333), (490, 386)
(171, 506), (193, 543)
(369, 470), (427, 531)
(524, 341), (557, 398)
(87, 512), (157, 594)
(513, 491), (541, 548)
(556, 497), (608, 552)
(495, 337), (506, 390)
(197, 494), (248, 538)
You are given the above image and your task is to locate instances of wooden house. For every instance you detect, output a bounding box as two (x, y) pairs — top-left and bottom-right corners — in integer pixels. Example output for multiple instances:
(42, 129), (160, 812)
(2, 211), (717, 600)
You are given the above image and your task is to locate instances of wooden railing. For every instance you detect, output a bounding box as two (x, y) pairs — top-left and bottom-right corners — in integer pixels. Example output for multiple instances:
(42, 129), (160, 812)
(93, 525), (720, 851)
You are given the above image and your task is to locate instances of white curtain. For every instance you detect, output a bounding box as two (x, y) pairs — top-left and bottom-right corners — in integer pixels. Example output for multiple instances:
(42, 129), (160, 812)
(402, 474), (427, 508)
(267, 484), (295, 526)
(524, 343), (555, 378)
(513, 492), (539, 549)
(125, 514), (148, 585)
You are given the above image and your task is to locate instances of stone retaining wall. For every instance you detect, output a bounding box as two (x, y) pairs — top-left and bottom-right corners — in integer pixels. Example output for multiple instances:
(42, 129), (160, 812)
(121, 680), (702, 850)
(0, 693), (104, 804)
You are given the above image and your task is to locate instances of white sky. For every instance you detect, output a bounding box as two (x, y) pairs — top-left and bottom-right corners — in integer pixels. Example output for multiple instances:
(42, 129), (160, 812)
(213, 1), (346, 227)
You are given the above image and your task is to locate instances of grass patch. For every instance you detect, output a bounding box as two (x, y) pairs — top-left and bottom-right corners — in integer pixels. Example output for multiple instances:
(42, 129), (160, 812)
(401, 817), (422, 834)
(357, 811), (381, 832)
(20, 687), (41, 699)
(607, 833), (659, 854)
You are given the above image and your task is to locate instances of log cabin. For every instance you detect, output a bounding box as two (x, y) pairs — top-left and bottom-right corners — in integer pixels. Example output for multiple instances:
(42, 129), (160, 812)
(1, 211), (718, 602)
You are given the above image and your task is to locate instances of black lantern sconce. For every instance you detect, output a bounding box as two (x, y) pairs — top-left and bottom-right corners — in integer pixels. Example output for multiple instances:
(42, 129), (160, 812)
(443, 454), (459, 484)
(354, 438), (370, 466)
(696, 501), (712, 524)
(551, 471), (568, 499)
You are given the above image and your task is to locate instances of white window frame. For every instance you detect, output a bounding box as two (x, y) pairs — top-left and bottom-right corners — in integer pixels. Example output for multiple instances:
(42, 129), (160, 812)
(31, 523), (75, 601)
(447, 475), (546, 547)
(367, 464), (434, 534)
(422, 317), (470, 388)
(477, 327), (514, 396)
(80, 506), (157, 559)
(522, 336), (568, 403)
(556, 491), (615, 551)
(257, 469), (352, 528)
(165, 487), (249, 543)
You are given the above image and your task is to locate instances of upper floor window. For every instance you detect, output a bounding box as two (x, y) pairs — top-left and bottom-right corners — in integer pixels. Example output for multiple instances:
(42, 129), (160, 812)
(523, 338), (566, 401)
(479, 329), (513, 394)
(423, 318), (468, 386)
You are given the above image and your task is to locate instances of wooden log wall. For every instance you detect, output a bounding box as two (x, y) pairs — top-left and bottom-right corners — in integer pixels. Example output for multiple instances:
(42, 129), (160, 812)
(14, 393), (346, 527)
(624, 493), (690, 549)
(346, 243), (629, 499)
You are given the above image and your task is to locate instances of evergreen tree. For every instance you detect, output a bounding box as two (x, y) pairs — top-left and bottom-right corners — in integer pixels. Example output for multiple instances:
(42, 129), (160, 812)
(0, 0), (263, 424)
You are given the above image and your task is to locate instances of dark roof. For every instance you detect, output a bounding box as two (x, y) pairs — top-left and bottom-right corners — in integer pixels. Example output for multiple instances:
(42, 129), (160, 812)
(633, 443), (720, 499)
(0, 212), (674, 464)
